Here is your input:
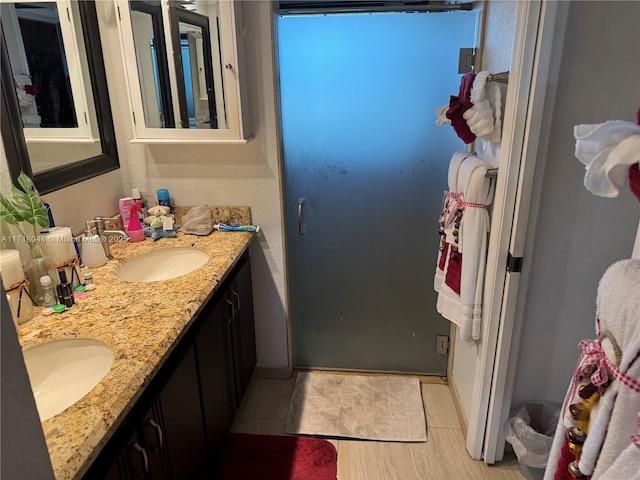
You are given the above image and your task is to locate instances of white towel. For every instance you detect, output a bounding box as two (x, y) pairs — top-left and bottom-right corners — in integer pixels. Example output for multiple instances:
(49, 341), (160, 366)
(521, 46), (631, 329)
(436, 156), (495, 339)
(544, 259), (640, 480)
(574, 120), (640, 198)
(434, 151), (470, 292)
(463, 71), (503, 145)
(590, 258), (640, 478)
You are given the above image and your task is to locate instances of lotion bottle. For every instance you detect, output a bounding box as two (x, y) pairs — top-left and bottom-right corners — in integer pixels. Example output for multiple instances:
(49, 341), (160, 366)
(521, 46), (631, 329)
(119, 197), (134, 230)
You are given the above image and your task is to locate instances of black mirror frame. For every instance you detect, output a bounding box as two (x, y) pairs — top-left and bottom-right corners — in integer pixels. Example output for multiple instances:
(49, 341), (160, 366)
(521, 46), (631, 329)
(1, 1), (119, 195)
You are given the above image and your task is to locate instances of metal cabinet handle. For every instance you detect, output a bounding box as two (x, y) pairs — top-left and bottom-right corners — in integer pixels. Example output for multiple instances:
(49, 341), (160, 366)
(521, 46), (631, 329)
(232, 289), (241, 313)
(298, 198), (305, 236)
(132, 442), (149, 476)
(148, 418), (163, 450)
(227, 297), (235, 322)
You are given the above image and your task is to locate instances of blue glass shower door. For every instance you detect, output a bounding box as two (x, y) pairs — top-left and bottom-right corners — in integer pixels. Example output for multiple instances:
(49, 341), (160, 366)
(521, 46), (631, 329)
(279, 11), (477, 374)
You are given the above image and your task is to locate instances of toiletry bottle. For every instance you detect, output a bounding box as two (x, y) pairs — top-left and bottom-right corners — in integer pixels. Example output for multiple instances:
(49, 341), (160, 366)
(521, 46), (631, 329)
(57, 269), (74, 307)
(118, 197), (135, 230)
(39, 275), (57, 307)
(132, 188), (147, 223)
(157, 189), (173, 214)
(83, 265), (95, 290)
(126, 201), (145, 243)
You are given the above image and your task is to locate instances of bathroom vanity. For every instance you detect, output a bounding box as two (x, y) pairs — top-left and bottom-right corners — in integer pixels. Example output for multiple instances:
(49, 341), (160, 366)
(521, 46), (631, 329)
(16, 209), (256, 479)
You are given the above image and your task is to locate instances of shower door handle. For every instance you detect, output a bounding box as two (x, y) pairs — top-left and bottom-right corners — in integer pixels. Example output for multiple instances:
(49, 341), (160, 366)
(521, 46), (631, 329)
(298, 198), (305, 236)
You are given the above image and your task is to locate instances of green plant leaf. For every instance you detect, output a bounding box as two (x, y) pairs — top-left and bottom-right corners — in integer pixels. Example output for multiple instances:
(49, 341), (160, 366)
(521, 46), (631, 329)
(10, 172), (48, 228)
(0, 191), (24, 225)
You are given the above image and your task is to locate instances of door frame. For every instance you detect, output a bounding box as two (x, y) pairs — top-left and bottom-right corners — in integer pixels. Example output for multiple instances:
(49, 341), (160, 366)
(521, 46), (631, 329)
(464, 0), (570, 461)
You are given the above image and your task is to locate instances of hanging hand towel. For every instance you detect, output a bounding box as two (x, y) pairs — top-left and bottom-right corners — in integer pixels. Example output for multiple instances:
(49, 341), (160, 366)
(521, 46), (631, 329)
(463, 71), (503, 145)
(436, 156), (495, 339)
(435, 151), (471, 292)
(445, 72), (476, 144)
(574, 120), (640, 198)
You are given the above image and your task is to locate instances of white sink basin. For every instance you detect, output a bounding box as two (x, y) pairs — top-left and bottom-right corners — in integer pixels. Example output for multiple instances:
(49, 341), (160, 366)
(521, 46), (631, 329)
(116, 247), (209, 282)
(23, 339), (113, 421)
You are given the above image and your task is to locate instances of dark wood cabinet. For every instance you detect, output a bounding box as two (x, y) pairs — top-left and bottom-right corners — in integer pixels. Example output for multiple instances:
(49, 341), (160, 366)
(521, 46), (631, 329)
(194, 288), (235, 467)
(156, 344), (208, 479)
(228, 255), (256, 406)
(84, 253), (255, 480)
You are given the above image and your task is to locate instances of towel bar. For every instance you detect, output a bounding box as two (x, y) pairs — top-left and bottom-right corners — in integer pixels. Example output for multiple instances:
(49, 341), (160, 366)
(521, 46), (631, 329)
(487, 71), (509, 84)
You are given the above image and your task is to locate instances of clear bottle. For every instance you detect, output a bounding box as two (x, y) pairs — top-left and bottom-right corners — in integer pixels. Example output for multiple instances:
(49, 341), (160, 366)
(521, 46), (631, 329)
(23, 243), (58, 304)
(83, 265), (95, 290)
(39, 275), (58, 307)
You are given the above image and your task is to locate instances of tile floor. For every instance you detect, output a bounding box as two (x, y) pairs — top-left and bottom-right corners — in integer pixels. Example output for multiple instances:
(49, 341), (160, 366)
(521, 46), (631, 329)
(230, 374), (526, 480)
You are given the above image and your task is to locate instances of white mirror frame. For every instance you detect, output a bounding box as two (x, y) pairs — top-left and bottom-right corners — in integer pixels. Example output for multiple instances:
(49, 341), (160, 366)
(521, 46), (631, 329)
(115, 0), (249, 143)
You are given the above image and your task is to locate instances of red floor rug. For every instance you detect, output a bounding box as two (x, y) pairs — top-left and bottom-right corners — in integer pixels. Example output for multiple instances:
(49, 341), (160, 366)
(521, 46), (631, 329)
(215, 433), (337, 480)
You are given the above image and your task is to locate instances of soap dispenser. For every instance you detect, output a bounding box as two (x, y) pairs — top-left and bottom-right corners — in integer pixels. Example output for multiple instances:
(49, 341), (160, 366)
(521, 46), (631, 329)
(126, 201), (145, 243)
(82, 221), (107, 268)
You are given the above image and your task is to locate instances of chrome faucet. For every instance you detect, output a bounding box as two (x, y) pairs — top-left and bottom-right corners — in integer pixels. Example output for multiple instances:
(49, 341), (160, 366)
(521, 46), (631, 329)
(89, 216), (130, 259)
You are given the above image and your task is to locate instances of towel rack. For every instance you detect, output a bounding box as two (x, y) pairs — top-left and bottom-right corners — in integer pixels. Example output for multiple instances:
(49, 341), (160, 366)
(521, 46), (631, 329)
(486, 168), (498, 179)
(487, 71), (509, 84)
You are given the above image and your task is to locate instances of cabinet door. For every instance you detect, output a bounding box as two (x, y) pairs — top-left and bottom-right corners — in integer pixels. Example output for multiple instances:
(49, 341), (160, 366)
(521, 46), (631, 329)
(83, 427), (142, 480)
(194, 296), (234, 468)
(138, 401), (169, 480)
(157, 344), (208, 479)
(229, 256), (256, 403)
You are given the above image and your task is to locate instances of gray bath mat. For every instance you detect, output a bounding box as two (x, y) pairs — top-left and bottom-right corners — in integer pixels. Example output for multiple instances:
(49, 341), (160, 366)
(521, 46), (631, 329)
(284, 372), (427, 442)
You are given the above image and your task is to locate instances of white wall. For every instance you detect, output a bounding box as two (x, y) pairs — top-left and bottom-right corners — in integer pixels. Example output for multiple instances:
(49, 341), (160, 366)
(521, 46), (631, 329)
(450, 0), (517, 423)
(510, 0), (640, 407)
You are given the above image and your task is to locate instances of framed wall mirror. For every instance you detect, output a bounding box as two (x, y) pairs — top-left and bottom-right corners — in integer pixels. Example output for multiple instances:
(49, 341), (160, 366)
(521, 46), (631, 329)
(115, 0), (249, 142)
(1, 0), (119, 194)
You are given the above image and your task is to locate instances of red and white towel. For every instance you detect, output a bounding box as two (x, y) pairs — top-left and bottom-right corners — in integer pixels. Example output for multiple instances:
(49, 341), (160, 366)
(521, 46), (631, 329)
(544, 259), (640, 480)
(435, 153), (495, 340)
(435, 151), (471, 292)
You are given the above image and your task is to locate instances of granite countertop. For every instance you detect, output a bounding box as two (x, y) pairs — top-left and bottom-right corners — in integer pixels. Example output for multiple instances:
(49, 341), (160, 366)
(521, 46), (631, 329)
(16, 207), (254, 479)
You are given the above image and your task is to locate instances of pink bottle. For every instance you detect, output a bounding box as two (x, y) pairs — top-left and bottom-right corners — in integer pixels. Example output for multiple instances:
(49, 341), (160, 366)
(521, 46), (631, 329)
(126, 201), (145, 242)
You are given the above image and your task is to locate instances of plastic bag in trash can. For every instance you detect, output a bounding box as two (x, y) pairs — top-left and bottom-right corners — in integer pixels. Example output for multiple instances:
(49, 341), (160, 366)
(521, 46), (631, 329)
(504, 402), (560, 469)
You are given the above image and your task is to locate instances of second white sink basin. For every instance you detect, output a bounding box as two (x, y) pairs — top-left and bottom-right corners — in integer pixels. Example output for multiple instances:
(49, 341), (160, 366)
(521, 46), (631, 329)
(116, 247), (209, 282)
(23, 338), (113, 421)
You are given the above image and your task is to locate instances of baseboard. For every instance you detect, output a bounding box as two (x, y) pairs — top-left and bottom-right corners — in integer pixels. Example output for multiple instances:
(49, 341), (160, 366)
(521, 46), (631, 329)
(253, 365), (293, 380)
(449, 379), (468, 438)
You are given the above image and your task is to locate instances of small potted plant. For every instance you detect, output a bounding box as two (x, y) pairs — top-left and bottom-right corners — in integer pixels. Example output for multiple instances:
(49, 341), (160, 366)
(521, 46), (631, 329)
(0, 172), (58, 301)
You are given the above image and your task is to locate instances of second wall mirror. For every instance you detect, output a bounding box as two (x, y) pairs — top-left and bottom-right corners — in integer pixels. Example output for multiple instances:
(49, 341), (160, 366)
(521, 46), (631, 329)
(1, 0), (119, 194)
